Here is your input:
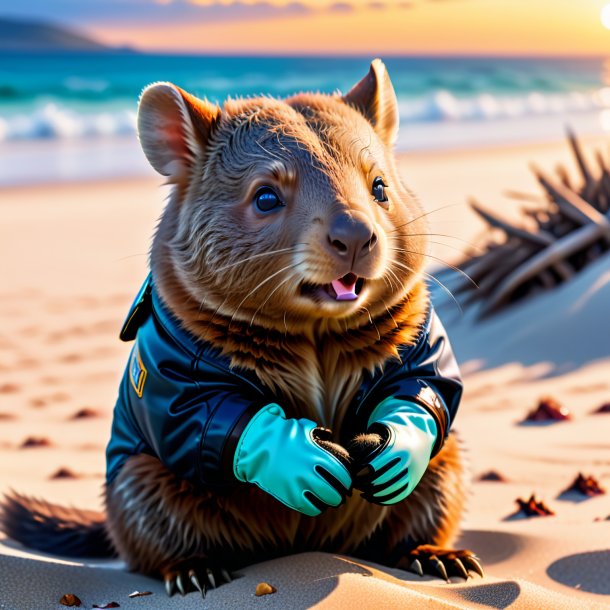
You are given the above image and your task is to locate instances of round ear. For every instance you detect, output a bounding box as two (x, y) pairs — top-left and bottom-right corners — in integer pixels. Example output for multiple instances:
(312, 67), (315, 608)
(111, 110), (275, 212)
(137, 82), (221, 183)
(341, 59), (399, 148)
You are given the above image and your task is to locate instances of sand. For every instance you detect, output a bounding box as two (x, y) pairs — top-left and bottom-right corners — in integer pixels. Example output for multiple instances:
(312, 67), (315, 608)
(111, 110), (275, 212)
(0, 138), (609, 609)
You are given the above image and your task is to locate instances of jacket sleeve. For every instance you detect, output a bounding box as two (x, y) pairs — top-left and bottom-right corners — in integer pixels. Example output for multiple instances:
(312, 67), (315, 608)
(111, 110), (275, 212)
(349, 307), (462, 457)
(115, 285), (270, 489)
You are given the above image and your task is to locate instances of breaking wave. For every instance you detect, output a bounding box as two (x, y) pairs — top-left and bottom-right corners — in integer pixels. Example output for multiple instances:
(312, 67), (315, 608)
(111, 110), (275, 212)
(1, 88), (610, 142)
(0, 104), (136, 141)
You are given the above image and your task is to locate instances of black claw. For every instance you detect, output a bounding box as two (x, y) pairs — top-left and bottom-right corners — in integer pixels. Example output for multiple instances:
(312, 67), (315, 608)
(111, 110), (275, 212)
(189, 570), (206, 598)
(206, 568), (217, 589)
(431, 556), (449, 582)
(410, 558), (424, 577)
(464, 556), (484, 578)
(176, 573), (187, 596)
(221, 569), (232, 583)
(165, 577), (176, 597)
(452, 557), (469, 580)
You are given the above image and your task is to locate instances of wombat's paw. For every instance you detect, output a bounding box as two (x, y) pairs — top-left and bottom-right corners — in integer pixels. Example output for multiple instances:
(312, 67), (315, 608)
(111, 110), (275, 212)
(397, 544), (484, 582)
(311, 427), (351, 468)
(162, 556), (233, 598)
(348, 426), (390, 478)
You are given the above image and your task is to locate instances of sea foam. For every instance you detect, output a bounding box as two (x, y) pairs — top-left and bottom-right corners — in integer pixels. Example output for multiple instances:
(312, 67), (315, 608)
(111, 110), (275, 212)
(1, 89), (609, 143)
(0, 103), (136, 141)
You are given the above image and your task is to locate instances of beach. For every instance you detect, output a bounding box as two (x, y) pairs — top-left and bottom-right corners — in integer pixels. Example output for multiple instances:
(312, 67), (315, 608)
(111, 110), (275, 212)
(0, 136), (608, 609)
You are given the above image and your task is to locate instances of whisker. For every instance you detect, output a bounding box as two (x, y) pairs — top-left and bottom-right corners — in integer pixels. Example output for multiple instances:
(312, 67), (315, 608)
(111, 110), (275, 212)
(360, 306), (381, 341)
(392, 202), (467, 232)
(115, 253), (148, 262)
(201, 243), (307, 329)
(202, 293), (230, 334)
(229, 262), (300, 329)
(385, 266), (402, 292)
(249, 273), (296, 327)
(390, 232), (483, 252)
(214, 246), (299, 273)
(392, 259), (464, 316)
(390, 247), (479, 289)
(382, 300), (399, 328)
(425, 240), (478, 256)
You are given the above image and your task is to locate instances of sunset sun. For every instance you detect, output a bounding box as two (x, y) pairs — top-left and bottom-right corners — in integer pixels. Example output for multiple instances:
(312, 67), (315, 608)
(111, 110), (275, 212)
(602, 3), (610, 29)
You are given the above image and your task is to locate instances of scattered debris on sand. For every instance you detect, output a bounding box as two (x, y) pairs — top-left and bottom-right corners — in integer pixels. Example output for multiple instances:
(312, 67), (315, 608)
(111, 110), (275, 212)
(20, 436), (51, 448)
(50, 467), (79, 480)
(70, 407), (99, 420)
(515, 494), (555, 517)
(59, 593), (82, 607)
(0, 383), (19, 394)
(477, 470), (508, 482)
(522, 397), (572, 422)
(127, 591), (152, 598)
(563, 473), (606, 497)
(255, 582), (277, 596)
(593, 402), (610, 414)
(451, 131), (610, 318)
(92, 603), (120, 609)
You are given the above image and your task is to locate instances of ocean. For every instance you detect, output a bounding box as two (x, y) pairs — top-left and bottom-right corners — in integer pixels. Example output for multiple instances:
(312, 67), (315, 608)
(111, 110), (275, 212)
(1, 53), (609, 185)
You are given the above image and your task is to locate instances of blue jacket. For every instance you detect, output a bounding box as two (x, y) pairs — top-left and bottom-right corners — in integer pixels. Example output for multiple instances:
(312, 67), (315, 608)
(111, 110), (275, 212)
(106, 275), (462, 489)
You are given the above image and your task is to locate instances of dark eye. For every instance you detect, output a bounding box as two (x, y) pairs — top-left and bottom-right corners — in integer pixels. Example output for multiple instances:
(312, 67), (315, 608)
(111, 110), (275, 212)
(372, 177), (388, 204)
(254, 186), (284, 213)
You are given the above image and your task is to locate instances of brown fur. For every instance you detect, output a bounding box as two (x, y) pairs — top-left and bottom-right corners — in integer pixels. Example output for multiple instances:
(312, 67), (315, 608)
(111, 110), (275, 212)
(2, 60), (469, 580)
(106, 434), (466, 576)
(104, 59), (468, 577)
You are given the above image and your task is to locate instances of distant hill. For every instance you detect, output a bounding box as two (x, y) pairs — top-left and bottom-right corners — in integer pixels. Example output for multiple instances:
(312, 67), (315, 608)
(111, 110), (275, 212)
(0, 17), (134, 53)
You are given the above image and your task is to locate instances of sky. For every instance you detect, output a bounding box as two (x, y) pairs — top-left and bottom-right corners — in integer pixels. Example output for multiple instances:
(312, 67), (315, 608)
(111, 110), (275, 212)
(3, 0), (610, 56)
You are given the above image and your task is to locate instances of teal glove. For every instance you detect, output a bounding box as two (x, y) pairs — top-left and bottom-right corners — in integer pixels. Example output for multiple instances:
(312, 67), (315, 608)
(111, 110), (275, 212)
(355, 397), (437, 505)
(233, 404), (352, 517)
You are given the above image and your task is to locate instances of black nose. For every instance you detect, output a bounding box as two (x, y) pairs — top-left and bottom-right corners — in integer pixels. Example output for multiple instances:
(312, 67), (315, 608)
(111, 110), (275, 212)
(327, 212), (377, 264)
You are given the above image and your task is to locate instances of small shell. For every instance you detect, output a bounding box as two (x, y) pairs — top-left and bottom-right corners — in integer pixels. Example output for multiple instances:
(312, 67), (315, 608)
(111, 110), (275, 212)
(128, 591), (152, 598)
(59, 594), (82, 607)
(255, 582), (277, 596)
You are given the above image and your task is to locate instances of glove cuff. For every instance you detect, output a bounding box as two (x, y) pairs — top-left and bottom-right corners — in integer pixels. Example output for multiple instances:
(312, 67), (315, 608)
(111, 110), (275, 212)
(363, 385), (447, 457)
(368, 397), (438, 458)
(232, 403), (285, 483)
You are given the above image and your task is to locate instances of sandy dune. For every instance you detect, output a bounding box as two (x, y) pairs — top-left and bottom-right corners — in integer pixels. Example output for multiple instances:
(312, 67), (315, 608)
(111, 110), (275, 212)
(0, 140), (609, 609)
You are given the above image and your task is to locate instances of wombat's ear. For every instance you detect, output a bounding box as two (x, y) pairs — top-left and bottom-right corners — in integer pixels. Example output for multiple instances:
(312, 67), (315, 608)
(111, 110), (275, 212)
(342, 59), (399, 147)
(137, 82), (220, 183)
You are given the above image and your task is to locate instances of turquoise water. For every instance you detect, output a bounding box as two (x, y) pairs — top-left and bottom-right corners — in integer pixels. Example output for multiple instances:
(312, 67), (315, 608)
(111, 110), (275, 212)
(1, 53), (609, 184)
(1, 53), (608, 136)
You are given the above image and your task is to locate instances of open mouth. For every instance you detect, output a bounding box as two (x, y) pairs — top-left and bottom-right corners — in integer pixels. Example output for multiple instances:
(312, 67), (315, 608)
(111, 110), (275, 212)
(300, 273), (366, 303)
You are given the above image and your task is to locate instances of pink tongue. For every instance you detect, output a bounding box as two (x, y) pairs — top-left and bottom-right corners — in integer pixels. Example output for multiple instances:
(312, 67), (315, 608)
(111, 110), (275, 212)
(331, 278), (358, 301)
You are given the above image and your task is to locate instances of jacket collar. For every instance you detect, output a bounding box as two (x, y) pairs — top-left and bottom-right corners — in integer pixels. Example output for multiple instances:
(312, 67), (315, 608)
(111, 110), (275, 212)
(150, 280), (207, 358)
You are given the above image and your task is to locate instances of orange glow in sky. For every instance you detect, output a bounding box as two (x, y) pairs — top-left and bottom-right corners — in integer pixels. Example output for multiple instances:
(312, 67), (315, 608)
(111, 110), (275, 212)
(91, 0), (610, 56)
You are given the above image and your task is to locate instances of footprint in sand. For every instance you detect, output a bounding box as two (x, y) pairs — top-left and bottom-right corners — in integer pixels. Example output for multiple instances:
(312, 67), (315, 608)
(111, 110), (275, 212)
(476, 470), (509, 482)
(40, 376), (60, 385)
(458, 530), (525, 566)
(46, 326), (87, 343)
(70, 407), (100, 420)
(547, 550), (610, 595)
(592, 402), (610, 414)
(18, 326), (41, 338)
(0, 383), (20, 394)
(50, 467), (79, 480)
(20, 437), (52, 449)
(30, 392), (70, 408)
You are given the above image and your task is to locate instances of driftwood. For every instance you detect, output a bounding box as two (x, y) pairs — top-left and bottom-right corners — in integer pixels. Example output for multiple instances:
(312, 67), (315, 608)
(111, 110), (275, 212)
(451, 130), (610, 317)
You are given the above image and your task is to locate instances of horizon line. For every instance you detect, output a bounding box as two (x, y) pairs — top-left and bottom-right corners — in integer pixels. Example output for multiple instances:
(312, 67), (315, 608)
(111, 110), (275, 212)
(2, 48), (609, 61)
